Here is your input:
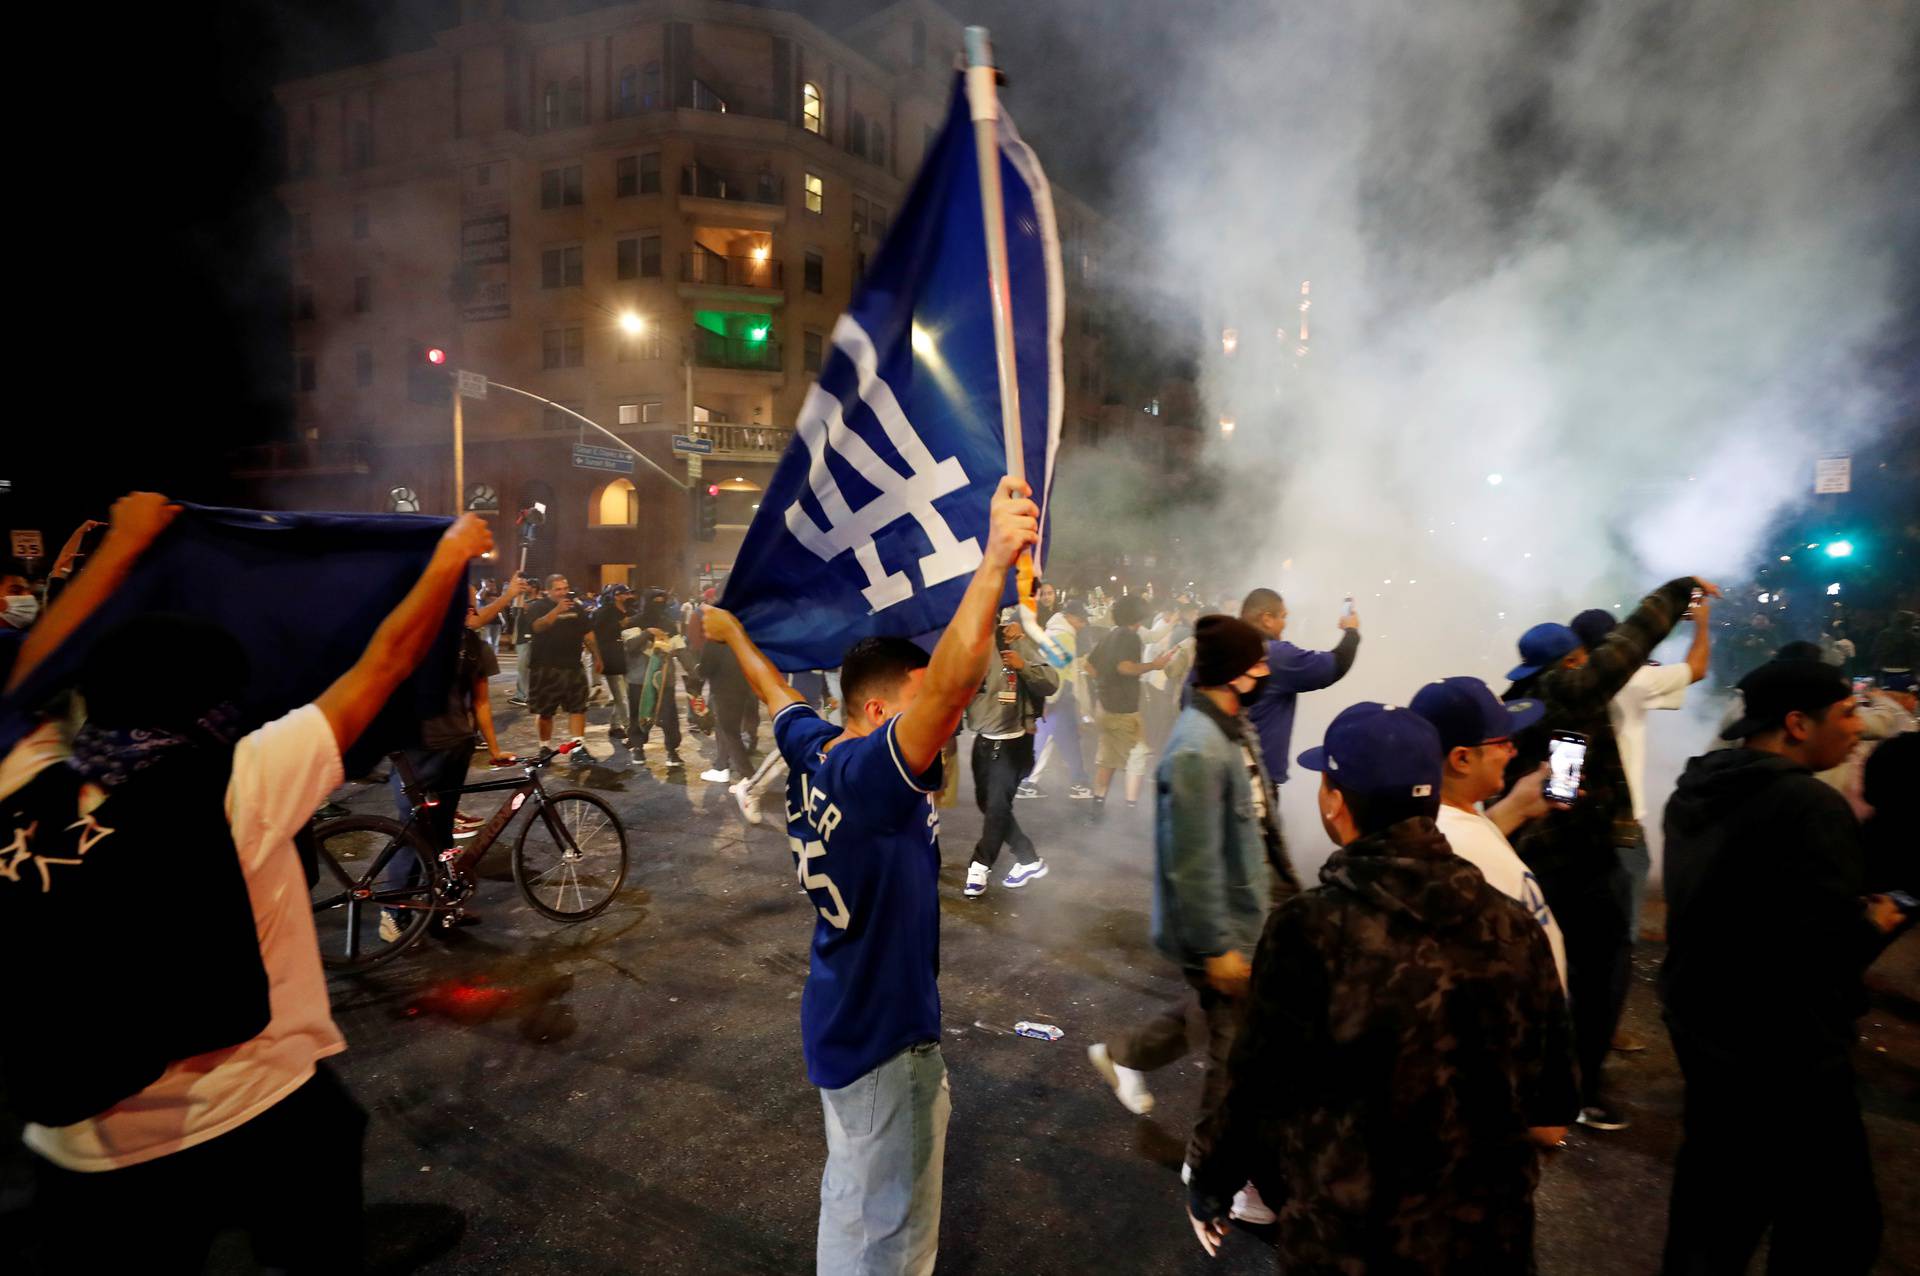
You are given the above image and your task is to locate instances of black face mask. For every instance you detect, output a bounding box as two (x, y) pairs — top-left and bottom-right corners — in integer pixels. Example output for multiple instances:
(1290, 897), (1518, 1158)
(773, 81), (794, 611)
(1238, 675), (1269, 705)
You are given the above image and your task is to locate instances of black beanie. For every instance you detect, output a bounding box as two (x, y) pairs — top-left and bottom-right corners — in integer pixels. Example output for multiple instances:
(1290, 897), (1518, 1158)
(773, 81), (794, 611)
(1193, 614), (1266, 687)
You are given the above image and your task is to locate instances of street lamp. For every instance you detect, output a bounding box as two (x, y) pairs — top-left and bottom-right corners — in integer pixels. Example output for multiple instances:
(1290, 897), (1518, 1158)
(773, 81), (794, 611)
(618, 312), (647, 336)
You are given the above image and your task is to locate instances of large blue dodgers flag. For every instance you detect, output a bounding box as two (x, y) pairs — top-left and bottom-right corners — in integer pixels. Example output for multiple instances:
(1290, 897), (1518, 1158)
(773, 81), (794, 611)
(720, 77), (1063, 671)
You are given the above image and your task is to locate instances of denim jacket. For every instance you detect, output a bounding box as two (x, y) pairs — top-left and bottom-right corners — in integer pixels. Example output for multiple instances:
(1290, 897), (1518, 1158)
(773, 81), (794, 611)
(1151, 697), (1278, 969)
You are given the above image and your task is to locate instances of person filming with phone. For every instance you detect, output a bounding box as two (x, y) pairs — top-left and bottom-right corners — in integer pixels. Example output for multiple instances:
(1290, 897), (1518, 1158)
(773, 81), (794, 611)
(1658, 657), (1905, 1274)
(1501, 574), (1716, 1134)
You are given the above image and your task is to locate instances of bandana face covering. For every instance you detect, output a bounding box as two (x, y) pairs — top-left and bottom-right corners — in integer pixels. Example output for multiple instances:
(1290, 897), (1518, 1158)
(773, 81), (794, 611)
(68, 702), (244, 791)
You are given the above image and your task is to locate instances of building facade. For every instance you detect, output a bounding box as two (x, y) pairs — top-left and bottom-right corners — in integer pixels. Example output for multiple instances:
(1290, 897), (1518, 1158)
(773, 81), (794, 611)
(248, 0), (1181, 593)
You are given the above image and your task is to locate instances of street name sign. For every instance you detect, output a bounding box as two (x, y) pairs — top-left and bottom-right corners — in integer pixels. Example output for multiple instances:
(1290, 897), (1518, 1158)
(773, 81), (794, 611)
(456, 370), (488, 399)
(1814, 455), (1851, 495)
(671, 434), (715, 455)
(571, 444), (636, 474)
(10, 529), (44, 559)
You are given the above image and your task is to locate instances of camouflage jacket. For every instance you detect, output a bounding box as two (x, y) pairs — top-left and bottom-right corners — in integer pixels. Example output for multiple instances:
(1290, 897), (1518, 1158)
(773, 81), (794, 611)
(1191, 818), (1578, 1275)
(1503, 578), (1694, 880)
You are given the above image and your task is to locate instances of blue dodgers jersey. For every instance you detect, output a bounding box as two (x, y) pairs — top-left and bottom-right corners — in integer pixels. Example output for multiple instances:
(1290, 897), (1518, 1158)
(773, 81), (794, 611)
(773, 702), (945, 1090)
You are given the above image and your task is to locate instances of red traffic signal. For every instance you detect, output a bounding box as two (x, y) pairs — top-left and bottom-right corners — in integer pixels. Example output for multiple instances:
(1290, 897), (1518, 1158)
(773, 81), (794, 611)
(425, 347), (447, 365)
(707, 484), (720, 497)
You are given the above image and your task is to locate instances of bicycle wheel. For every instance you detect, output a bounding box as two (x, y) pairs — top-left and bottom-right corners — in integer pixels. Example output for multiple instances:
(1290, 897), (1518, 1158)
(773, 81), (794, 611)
(309, 815), (445, 969)
(513, 790), (627, 921)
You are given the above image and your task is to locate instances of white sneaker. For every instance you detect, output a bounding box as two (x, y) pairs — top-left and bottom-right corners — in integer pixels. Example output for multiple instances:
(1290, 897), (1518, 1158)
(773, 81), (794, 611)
(700, 768), (731, 783)
(1003, 858), (1048, 889)
(964, 862), (990, 897)
(1087, 1042), (1155, 1114)
(1231, 1182), (1276, 1225)
(379, 910), (403, 944)
(729, 778), (763, 826)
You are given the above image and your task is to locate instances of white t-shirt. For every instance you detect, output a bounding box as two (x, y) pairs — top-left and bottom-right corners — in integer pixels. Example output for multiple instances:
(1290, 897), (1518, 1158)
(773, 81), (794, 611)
(1436, 803), (1568, 992)
(1610, 662), (1694, 822)
(1, 705), (347, 1171)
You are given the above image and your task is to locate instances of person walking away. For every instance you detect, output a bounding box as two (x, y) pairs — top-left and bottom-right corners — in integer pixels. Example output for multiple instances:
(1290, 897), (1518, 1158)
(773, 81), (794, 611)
(1410, 676), (1568, 989)
(3, 495), (495, 1273)
(521, 574), (600, 762)
(1088, 616), (1292, 1225)
(1502, 573), (1714, 1132)
(625, 587), (687, 769)
(1568, 595), (1712, 1049)
(1659, 657), (1906, 1274)
(1186, 701), (1577, 1270)
(694, 631), (755, 784)
(963, 611), (1058, 897)
(1020, 599), (1092, 799)
(700, 475), (1040, 1276)
(1086, 594), (1174, 818)
(592, 585), (635, 746)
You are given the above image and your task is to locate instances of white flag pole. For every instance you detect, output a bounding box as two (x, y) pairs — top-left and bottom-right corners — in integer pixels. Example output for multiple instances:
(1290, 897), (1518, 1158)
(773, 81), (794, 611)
(963, 27), (1066, 666)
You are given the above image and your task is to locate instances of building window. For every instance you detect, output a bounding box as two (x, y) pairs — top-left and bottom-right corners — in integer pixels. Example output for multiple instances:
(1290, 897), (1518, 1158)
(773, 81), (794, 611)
(641, 62), (661, 109)
(292, 284), (314, 321)
(352, 276), (371, 313)
(541, 165), (583, 209)
(616, 156), (638, 197)
(349, 120), (371, 169)
(802, 82), (823, 134)
(640, 234), (661, 278)
(1145, 398), (1161, 416)
(804, 172), (823, 214)
(352, 203), (369, 239)
(616, 66), (637, 117)
(295, 354), (315, 392)
(389, 486), (421, 513)
(542, 402), (583, 430)
(465, 482), (499, 512)
(871, 204), (889, 239)
(618, 331), (661, 362)
(639, 152), (660, 194)
(803, 330), (823, 373)
(292, 211), (312, 253)
(541, 245), (583, 288)
(618, 402), (640, 425)
(804, 251), (823, 293)
(592, 477), (639, 527)
(849, 112), (868, 159)
(871, 124), (886, 168)
(542, 81), (560, 130)
(564, 77), (584, 126)
(616, 237), (638, 281)
(543, 325), (585, 369)
(354, 346), (373, 387)
(852, 195), (869, 238)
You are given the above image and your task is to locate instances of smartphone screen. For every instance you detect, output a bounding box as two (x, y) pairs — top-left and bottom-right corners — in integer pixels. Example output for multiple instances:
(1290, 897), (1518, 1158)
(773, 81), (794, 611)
(1545, 731), (1588, 806)
(1342, 595), (1356, 619)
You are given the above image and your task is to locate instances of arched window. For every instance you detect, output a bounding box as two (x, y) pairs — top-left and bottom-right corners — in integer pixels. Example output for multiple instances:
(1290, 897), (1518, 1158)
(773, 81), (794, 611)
(591, 477), (639, 527)
(389, 485), (421, 513)
(641, 62), (661, 109)
(542, 81), (559, 130)
(465, 482), (499, 512)
(563, 77), (584, 126)
(801, 82), (823, 134)
(616, 66), (637, 117)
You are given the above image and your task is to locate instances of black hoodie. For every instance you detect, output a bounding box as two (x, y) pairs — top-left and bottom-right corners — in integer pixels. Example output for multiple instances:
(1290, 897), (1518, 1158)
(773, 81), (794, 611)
(1660, 747), (1890, 1069)
(1192, 818), (1577, 1274)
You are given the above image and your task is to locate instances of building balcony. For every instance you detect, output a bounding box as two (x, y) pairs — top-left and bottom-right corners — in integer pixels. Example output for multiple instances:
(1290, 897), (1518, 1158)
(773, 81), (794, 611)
(679, 252), (785, 306)
(690, 424), (795, 463)
(679, 163), (786, 225)
(230, 439), (371, 478)
(691, 328), (782, 373)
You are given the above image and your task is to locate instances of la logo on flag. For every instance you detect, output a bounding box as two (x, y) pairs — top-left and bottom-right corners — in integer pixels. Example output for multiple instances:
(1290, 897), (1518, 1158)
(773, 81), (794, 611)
(721, 76), (1063, 672)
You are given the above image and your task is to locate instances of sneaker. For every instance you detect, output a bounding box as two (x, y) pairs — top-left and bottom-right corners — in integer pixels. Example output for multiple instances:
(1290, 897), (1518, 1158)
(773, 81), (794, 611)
(700, 768), (732, 784)
(964, 863), (990, 898)
(508, 696), (528, 707)
(1087, 795), (1106, 824)
(1015, 781), (1044, 800)
(1087, 1042), (1154, 1115)
(664, 753), (685, 770)
(569, 737), (595, 764)
(730, 778), (763, 826)
(1068, 784), (1092, 800)
(1003, 858), (1049, 889)
(1576, 1104), (1630, 1132)
(1611, 1030), (1649, 1053)
(379, 910), (403, 944)
(1231, 1182), (1276, 1225)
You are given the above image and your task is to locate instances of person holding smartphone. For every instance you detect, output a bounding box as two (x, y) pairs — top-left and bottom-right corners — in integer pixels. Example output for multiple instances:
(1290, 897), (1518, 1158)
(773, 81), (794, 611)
(1501, 574), (1716, 1133)
(1660, 657), (1904, 1273)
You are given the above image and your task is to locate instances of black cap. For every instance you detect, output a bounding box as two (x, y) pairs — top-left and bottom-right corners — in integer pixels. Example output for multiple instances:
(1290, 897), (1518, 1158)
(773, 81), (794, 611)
(1719, 659), (1852, 740)
(1193, 614), (1266, 687)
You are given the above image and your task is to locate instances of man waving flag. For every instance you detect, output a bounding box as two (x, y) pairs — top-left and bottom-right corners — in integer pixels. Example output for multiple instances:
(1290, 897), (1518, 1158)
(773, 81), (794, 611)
(719, 60), (1063, 670)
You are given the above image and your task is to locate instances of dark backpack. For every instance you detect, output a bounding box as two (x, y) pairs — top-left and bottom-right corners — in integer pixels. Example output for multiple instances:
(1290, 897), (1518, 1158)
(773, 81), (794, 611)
(0, 749), (270, 1127)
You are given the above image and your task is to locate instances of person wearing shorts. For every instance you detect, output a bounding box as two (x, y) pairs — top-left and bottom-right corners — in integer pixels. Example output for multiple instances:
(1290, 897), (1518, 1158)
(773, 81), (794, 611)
(522, 574), (599, 761)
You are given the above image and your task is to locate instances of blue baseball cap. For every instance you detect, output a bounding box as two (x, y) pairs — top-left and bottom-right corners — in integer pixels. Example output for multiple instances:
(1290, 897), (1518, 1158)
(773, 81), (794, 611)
(1297, 702), (1442, 800)
(1507, 622), (1582, 682)
(1409, 676), (1545, 753)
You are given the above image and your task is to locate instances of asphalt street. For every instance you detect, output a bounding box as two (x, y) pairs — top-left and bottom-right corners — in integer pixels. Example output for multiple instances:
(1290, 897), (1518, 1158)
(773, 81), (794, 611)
(4, 668), (1917, 1274)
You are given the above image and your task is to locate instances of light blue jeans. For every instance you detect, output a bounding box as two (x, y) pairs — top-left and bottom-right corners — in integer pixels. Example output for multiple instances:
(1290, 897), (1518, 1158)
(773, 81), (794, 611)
(818, 1042), (950, 1276)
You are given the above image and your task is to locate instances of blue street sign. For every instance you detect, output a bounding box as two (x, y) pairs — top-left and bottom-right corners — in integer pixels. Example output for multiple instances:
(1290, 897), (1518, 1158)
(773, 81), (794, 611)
(671, 434), (715, 455)
(572, 444), (635, 474)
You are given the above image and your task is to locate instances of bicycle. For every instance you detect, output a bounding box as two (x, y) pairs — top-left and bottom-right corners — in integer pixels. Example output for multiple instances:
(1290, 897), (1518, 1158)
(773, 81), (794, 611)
(308, 742), (628, 970)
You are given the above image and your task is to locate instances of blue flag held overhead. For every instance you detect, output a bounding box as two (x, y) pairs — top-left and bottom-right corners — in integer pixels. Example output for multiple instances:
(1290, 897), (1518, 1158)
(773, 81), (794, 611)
(719, 68), (1063, 671)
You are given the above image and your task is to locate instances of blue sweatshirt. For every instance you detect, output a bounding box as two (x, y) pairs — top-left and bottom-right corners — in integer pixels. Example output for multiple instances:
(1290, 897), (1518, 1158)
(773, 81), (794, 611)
(1246, 630), (1360, 784)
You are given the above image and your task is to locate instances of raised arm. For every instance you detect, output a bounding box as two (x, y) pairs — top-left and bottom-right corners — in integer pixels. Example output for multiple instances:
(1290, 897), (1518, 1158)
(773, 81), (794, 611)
(701, 606), (804, 713)
(470, 575), (527, 629)
(316, 515), (493, 754)
(5, 492), (178, 694)
(1555, 577), (1710, 711)
(894, 477), (1040, 774)
(1684, 595), (1711, 683)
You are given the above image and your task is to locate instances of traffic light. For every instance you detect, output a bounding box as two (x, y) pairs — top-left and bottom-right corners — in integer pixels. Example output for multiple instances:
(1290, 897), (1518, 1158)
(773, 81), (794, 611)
(407, 341), (451, 405)
(693, 483), (718, 542)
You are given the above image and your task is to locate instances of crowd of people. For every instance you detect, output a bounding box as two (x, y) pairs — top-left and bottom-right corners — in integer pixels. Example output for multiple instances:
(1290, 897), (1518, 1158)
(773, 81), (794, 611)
(2, 485), (1915, 1274)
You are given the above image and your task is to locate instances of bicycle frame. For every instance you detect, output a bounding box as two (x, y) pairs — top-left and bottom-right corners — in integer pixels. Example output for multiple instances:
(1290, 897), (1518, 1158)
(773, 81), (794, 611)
(388, 751), (572, 886)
